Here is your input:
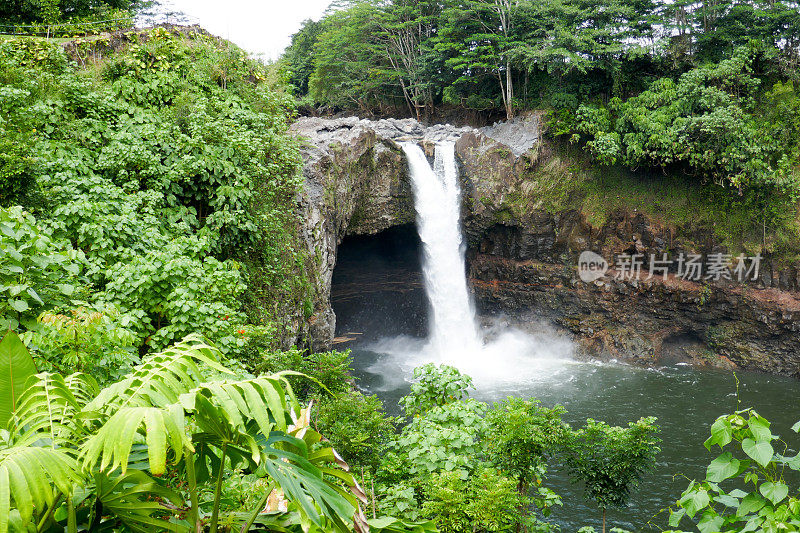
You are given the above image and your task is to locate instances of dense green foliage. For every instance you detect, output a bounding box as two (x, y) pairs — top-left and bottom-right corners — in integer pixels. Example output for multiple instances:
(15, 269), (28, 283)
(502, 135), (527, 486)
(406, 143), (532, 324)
(565, 417), (661, 531)
(285, 0), (800, 239)
(4, 11), (800, 532)
(0, 335), (383, 533)
(568, 45), (800, 233)
(287, 0), (800, 119)
(0, 30), (309, 363)
(0, 0), (143, 36)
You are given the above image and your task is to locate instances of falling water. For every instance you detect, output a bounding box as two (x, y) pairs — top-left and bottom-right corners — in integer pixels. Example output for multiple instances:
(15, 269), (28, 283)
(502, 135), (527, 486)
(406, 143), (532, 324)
(400, 142), (482, 357)
(363, 141), (572, 388)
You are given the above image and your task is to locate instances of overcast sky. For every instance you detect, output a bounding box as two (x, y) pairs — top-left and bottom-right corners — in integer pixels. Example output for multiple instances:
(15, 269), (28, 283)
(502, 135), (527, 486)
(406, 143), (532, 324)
(148, 1), (334, 61)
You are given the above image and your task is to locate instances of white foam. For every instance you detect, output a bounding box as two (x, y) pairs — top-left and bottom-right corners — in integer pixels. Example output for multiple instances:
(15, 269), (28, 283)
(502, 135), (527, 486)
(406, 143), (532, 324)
(366, 143), (577, 395)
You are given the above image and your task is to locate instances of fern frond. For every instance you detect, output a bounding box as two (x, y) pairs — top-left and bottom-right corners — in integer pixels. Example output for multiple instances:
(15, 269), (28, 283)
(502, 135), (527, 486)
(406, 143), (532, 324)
(81, 404), (190, 476)
(185, 372), (303, 438)
(12, 372), (97, 447)
(0, 445), (81, 533)
(86, 335), (230, 413)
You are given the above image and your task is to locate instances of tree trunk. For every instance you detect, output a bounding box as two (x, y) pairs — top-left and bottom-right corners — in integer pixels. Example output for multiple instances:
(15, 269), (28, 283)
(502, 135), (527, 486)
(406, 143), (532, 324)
(505, 58), (514, 119)
(602, 508), (606, 533)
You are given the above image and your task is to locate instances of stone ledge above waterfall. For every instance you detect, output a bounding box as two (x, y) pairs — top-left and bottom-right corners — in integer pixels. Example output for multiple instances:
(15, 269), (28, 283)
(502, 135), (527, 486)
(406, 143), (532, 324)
(289, 115), (542, 350)
(292, 114), (541, 149)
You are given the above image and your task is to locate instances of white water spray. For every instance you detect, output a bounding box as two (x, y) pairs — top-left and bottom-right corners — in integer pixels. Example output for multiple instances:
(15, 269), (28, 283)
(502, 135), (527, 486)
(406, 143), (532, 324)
(366, 140), (573, 391)
(401, 142), (481, 357)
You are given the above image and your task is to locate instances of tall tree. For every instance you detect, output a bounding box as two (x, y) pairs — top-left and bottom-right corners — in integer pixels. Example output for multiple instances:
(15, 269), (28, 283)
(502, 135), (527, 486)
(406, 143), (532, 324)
(282, 18), (324, 96)
(439, 0), (527, 119)
(308, 2), (393, 113)
(375, 0), (443, 120)
(0, 0), (144, 24)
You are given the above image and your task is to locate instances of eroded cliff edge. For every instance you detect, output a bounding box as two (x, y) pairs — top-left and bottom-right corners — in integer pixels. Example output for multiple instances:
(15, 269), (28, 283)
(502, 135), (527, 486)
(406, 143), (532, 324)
(290, 116), (800, 376)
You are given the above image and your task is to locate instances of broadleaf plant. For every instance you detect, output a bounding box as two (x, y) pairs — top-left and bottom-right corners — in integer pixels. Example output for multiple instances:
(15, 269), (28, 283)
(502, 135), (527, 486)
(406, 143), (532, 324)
(667, 408), (800, 532)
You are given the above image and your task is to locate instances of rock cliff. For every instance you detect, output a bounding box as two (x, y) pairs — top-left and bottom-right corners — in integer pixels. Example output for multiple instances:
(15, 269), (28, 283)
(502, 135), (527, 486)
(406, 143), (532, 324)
(290, 115), (800, 376)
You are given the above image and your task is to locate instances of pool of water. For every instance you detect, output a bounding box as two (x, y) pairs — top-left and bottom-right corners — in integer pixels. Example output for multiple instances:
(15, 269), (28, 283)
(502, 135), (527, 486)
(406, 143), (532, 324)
(350, 345), (800, 531)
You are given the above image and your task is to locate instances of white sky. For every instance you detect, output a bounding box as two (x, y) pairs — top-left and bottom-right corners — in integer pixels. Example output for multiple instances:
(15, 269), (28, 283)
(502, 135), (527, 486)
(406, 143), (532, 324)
(150, 1), (334, 61)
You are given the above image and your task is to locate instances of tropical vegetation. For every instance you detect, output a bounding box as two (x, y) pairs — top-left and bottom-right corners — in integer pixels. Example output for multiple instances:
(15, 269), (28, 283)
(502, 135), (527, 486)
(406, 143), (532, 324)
(2, 1), (800, 531)
(284, 0), (800, 251)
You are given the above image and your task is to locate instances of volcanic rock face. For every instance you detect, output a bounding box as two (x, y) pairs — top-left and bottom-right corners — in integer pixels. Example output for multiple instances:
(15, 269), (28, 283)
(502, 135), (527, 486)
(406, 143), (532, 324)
(291, 115), (800, 376)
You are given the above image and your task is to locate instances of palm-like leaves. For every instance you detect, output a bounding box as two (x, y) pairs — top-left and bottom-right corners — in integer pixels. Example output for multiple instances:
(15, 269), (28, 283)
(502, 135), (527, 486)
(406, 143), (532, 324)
(0, 446), (81, 531)
(82, 404), (191, 475)
(3, 334), (371, 533)
(12, 372), (97, 447)
(86, 335), (230, 413)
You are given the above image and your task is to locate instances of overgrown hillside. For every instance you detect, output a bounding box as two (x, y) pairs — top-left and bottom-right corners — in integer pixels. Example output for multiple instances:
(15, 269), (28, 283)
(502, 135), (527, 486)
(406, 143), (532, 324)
(0, 27), (310, 376)
(284, 0), (800, 259)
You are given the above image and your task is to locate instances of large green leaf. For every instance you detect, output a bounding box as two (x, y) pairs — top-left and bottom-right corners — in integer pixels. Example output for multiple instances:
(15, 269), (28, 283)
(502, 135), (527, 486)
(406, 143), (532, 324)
(82, 404), (190, 475)
(706, 452), (741, 482)
(696, 512), (724, 533)
(91, 470), (188, 533)
(0, 445), (81, 533)
(367, 516), (438, 532)
(759, 481), (789, 506)
(678, 486), (710, 518)
(186, 372), (303, 438)
(704, 417), (733, 450)
(747, 416), (773, 442)
(742, 438), (774, 467)
(259, 432), (356, 532)
(0, 331), (36, 429)
(736, 492), (766, 517)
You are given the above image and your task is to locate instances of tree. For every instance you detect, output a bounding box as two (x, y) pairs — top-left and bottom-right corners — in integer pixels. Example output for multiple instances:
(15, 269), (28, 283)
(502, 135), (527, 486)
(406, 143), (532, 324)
(282, 18), (324, 96)
(485, 398), (569, 494)
(439, 0), (526, 119)
(484, 398), (570, 531)
(375, 0), (443, 120)
(565, 417), (661, 533)
(0, 0), (143, 25)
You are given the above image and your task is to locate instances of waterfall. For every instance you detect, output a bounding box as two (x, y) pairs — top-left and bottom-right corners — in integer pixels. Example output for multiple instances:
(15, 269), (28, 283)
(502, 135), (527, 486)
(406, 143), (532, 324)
(364, 140), (571, 389)
(401, 142), (482, 357)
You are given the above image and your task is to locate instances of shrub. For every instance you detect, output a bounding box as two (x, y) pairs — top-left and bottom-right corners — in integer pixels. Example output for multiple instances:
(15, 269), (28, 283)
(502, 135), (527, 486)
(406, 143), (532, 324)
(667, 409), (800, 532)
(21, 304), (139, 385)
(565, 417), (661, 533)
(399, 363), (474, 418)
(485, 397), (570, 493)
(313, 390), (398, 471)
(0, 206), (86, 331)
(421, 468), (530, 533)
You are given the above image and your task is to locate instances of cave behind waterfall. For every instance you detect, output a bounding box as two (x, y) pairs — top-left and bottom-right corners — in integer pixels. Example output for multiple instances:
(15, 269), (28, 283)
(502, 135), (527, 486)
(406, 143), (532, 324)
(330, 224), (428, 344)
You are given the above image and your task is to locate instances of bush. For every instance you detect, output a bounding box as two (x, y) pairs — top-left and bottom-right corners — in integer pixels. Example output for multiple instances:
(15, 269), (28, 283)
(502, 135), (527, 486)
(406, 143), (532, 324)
(399, 363), (474, 418)
(394, 399), (488, 478)
(0, 206), (86, 331)
(421, 468), (530, 533)
(485, 397), (570, 493)
(0, 30), (306, 354)
(247, 346), (355, 399)
(313, 390), (397, 471)
(21, 304), (140, 385)
(571, 46), (800, 199)
(667, 409), (800, 532)
(565, 417), (661, 532)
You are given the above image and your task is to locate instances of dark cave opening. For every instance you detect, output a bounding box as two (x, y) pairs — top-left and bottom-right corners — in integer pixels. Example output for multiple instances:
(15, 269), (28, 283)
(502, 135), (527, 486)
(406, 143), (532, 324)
(330, 224), (428, 344)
